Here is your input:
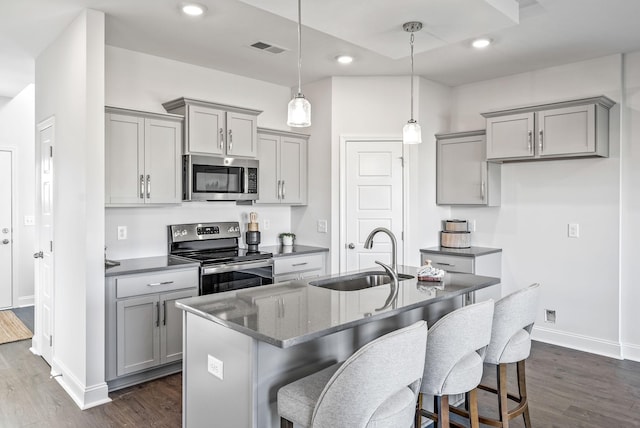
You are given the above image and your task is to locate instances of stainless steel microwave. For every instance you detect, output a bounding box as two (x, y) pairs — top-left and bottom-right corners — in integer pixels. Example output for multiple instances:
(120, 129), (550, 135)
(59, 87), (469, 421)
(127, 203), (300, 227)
(183, 155), (258, 201)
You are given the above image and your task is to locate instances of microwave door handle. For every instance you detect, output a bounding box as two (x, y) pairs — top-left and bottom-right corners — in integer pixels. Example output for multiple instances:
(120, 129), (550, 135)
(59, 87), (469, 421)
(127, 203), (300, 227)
(219, 128), (224, 151)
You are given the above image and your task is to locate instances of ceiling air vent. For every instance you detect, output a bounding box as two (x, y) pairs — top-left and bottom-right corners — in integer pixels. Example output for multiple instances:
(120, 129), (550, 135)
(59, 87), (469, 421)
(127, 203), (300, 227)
(250, 41), (287, 54)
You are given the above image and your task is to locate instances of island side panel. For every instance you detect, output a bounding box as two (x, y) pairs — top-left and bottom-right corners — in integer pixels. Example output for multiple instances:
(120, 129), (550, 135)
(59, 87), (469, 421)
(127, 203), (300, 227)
(184, 312), (256, 427)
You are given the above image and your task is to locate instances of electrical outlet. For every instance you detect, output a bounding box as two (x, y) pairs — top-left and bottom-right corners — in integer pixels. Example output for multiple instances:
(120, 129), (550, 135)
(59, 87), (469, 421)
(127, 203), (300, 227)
(208, 354), (223, 380)
(568, 223), (579, 238)
(545, 309), (556, 323)
(468, 219), (476, 232)
(263, 219), (270, 230)
(117, 226), (127, 240)
(317, 219), (328, 233)
(24, 215), (35, 226)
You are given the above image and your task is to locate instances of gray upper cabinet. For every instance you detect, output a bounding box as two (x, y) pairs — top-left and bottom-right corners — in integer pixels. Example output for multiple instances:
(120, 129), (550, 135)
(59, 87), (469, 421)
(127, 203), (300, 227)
(483, 96), (615, 162)
(163, 98), (261, 158)
(436, 130), (500, 206)
(256, 128), (309, 205)
(105, 107), (182, 206)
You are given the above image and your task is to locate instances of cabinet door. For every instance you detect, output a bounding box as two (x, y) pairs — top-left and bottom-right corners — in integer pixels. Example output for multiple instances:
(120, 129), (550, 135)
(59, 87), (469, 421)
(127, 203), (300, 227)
(144, 118), (182, 204)
(537, 105), (595, 157)
(160, 288), (197, 364)
(437, 136), (487, 205)
(106, 113), (144, 204)
(226, 112), (257, 158)
(486, 112), (534, 160)
(278, 291), (306, 338)
(256, 134), (280, 203)
(280, 136), (307, 205)
(255, 295), (279, 337)
(116, 295), (160, 376)
(187, 105), (225, 155)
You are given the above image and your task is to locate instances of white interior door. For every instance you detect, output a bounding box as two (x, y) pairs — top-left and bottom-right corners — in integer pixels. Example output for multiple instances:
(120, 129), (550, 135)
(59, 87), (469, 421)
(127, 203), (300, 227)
(0, 150), (13, 309)
(37, 119), (54, 365)
(344, 141), (404, 272)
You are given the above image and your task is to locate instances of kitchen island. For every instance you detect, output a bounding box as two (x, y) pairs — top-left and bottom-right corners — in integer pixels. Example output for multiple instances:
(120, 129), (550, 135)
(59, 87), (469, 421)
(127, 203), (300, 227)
(176, 265), (500, 427)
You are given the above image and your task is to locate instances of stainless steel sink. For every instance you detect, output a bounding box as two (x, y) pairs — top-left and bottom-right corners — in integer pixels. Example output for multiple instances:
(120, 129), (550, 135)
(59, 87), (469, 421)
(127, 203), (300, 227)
(309, 271), (414, 292)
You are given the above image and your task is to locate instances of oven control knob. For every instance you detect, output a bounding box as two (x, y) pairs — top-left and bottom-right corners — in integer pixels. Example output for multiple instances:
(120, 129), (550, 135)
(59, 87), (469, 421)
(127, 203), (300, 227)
(181, 230), (187, 236)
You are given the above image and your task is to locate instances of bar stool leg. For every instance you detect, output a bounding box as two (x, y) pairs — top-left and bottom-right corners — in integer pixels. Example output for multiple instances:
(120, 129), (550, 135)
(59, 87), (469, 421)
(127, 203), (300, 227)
(280, 417), (294, 428)
(415, 392), (423, 428)
(517, 360), (532, 428)
(468, 388), (480, 428)
(497, 363), (510, 428)
(440, 395), (450, 428)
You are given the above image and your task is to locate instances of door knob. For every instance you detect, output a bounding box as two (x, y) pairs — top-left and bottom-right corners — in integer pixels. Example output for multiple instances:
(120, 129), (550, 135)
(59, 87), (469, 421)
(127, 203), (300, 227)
(2, 239), (9, 245)
(33, 251), (43, 258)
(348, 243), (355, 249)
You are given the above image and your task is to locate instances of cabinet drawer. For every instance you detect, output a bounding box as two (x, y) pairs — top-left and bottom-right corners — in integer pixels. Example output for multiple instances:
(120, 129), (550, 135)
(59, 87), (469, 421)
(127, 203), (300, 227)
(116, 268), (198, 298)
(273, 253), (324, 275)
(420, 253), (474, 274)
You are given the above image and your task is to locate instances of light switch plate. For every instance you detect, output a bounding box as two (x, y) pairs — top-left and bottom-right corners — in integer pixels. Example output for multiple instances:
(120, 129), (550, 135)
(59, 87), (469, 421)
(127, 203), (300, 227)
(208, 354), (223, 380)
(317, 219), (328, 233)
(568, 223), (579, 238)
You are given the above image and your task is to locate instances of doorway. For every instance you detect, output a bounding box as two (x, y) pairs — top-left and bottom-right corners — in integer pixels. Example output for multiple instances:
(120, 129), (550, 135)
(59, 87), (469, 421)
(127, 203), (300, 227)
(0, 149), (13, 309)
(340, 138), (407, 272)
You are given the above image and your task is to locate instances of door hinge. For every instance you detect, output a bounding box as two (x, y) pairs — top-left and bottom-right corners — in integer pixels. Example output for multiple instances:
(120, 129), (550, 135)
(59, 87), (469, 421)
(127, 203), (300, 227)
(401, 231), (404, 241)
(399, 156), (404, 167)
(49, 335), (53, 347)
(50, 241), (53, 252)
(49, 146), (53, 158)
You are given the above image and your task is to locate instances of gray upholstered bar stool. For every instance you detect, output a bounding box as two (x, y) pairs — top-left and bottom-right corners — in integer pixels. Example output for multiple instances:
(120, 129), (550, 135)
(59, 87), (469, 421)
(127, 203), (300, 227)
(474, 283), (541, 428)
(416, 300), (494, 428)
(277, 320), (428, 428)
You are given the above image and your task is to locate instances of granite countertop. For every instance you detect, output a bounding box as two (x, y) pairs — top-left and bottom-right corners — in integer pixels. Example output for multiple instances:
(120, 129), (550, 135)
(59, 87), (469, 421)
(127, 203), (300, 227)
(420, 246), (502, 257)
(104, 256), (200, 277)
(259, 244), (329, 257)
(176, 265), (500, 348)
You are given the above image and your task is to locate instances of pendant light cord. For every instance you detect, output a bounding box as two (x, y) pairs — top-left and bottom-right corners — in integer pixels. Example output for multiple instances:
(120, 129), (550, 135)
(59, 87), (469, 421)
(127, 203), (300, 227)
(296, 0), (302, 95)
(410, 32), (415, 121)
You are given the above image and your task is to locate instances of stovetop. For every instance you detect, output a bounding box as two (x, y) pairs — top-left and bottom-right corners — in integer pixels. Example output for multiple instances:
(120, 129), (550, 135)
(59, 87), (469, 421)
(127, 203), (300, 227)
(172, 249), (272, 265)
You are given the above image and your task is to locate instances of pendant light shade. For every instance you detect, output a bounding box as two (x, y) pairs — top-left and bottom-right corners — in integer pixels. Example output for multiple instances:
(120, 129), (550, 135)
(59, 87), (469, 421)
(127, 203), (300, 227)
(287, 0), (311, 127)
(402, 22), (422, 144)
(403, 119), (422, 144)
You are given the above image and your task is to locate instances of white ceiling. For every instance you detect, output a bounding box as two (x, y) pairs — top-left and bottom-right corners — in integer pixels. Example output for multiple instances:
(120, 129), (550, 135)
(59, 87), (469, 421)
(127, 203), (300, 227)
(1, 0), (640, 98)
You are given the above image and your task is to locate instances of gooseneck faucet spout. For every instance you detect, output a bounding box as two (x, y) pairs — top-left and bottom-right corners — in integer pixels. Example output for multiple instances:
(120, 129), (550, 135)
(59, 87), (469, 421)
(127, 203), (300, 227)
(363, 227), (398, 274)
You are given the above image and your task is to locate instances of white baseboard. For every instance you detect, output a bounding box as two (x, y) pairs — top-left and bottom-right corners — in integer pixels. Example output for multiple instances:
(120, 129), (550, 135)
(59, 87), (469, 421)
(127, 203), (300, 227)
(17, 295), (34, 306)
(622, 343), (640, 362)
(532, 325), (623, 360)
(52, 358), (111, 409)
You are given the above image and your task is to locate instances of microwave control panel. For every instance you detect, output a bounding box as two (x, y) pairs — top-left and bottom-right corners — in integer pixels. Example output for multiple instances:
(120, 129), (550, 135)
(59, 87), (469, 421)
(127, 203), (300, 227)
(247, 168), (258, 194)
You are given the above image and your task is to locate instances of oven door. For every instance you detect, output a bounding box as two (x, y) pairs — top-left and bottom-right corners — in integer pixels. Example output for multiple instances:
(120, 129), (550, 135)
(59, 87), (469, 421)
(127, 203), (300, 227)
(200, 260), (273, 295)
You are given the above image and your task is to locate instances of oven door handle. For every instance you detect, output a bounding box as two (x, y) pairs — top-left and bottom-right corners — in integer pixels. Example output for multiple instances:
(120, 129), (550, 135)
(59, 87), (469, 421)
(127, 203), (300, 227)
(202, 259), (273, 275)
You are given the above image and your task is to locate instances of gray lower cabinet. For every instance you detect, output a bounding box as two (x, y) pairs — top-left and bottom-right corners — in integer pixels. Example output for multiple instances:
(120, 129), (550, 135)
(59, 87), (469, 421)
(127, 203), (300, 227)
(436, 130), (500, 206)
(106, 267), (198, 390)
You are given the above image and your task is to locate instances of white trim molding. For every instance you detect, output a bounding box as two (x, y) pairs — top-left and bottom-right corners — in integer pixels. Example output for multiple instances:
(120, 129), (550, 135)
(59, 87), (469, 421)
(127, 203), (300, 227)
(532, 325), (623, 360)
(52, 358), (111, 409)
(622, 343), (640, 362)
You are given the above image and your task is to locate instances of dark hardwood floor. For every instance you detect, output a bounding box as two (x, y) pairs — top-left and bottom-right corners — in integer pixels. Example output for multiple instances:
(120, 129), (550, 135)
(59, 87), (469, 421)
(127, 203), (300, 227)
(1, 338), (639, 427)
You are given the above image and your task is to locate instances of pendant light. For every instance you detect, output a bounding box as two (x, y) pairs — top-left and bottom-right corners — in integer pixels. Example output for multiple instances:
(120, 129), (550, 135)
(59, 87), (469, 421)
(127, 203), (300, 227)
(402, 21), (423, 144)
(287, 0), (311, 127)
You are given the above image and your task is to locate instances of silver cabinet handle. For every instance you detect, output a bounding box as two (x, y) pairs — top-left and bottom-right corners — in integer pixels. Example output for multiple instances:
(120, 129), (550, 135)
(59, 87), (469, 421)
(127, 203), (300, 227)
(481, 181), (486, 199)
(146, 175), (151, 199)
(219, 128), (225, 150)
(348, 243), (355, 249)
(228, 129), (233, 152)
(539, 129), (544, 152)
(147, 280), (174, 286)
(281, 180), (286, 199)
(277, 180), (282, 199)
(140, 175), (145, 199)
(163, 300), (167, 326)
(2, 239), (9, 245)
(156, 302), (160, 327)
(291, 262), (308, 267)
(528, 130), (533, 153)
(435, 262), (454, 266)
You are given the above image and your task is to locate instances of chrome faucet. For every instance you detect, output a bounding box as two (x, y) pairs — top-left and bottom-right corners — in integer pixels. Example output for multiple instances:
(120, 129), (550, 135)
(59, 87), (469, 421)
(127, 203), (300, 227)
(364, 227), (398, 273)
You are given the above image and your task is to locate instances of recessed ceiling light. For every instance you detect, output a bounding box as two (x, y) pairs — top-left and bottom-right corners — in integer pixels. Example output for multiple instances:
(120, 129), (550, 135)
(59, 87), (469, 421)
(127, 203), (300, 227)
(181, 3), (206, 17)
(336, 55), (354, 64)
(472, 38), (492, 49)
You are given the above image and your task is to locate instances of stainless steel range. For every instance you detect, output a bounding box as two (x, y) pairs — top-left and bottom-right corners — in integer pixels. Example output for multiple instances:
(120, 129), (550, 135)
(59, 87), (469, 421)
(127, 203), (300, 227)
(168, 221), (273, 295)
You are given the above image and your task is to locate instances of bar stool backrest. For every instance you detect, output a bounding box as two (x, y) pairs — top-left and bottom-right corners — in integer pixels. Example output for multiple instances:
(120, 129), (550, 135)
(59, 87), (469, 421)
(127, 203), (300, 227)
(311, 320), (428, 427)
